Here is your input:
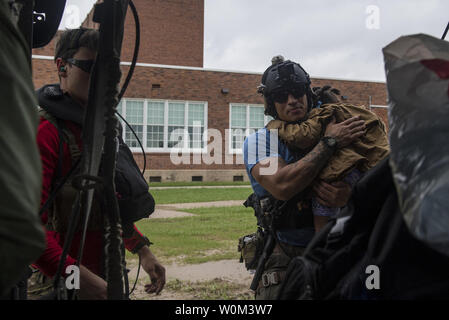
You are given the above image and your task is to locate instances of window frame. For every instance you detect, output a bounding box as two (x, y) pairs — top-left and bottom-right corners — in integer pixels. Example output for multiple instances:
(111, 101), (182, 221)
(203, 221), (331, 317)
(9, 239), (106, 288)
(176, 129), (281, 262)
(118, 98), (208, 153)
(370, 105), (388, 109)
(228, 103), (271, 154)
(120, 98), (145, 150)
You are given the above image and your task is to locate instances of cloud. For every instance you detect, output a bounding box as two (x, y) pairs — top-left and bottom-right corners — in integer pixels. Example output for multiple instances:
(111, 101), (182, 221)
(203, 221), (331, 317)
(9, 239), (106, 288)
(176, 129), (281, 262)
(204, 0), (449, 81)
(58, 0), (449, 82)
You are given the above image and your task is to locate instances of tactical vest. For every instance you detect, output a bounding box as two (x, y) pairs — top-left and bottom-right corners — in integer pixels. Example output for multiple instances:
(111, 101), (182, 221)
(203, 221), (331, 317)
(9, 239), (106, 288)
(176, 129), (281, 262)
(39, 108), (104, 234)
(276, 197), (314, 232)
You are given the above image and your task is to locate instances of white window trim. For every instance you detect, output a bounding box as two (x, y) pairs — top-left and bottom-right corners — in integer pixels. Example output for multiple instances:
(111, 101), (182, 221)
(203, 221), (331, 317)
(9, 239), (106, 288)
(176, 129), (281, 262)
(119, 98), (146, 151)
(370, 104), (388, 109)
(228, 103), (267, 155)
(120, 98), (208, 154)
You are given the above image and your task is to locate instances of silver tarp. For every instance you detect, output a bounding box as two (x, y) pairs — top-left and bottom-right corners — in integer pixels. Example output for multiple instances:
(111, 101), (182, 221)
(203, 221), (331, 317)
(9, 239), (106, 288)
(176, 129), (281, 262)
(383, 33), (449, 257)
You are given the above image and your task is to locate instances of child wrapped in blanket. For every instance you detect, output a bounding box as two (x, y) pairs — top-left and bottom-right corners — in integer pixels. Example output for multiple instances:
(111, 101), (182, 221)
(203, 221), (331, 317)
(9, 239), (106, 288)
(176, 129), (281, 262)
(266, 88), (390, 232)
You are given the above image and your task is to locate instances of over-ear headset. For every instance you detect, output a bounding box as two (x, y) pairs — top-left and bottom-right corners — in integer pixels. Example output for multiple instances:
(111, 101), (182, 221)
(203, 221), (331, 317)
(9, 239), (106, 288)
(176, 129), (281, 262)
(59, 66), (66, 72)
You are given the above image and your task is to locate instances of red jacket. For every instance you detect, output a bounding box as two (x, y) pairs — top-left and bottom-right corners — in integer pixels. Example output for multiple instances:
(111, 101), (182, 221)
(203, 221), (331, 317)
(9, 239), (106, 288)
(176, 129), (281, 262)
(34, 118), (146, 278)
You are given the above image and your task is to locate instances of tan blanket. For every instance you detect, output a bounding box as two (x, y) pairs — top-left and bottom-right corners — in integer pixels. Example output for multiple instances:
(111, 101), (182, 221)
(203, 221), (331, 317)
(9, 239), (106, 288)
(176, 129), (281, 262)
(266, 103), (390, 182)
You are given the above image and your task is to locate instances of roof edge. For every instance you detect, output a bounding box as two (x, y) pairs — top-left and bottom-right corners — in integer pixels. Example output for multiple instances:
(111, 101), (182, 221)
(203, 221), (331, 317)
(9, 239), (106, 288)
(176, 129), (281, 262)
(32, 55), (386, 84)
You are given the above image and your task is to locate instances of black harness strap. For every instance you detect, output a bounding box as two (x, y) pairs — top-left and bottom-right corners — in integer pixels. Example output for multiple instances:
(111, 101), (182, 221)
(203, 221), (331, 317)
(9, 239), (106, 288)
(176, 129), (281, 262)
(38, 110), (81, 216)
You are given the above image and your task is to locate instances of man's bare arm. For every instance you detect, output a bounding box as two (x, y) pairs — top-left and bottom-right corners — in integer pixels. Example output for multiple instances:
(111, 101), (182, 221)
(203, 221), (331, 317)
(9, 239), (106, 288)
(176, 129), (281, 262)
(252, 116), (366, 201)
(253, 140), (334, 200)
(78, 265), (107, 300)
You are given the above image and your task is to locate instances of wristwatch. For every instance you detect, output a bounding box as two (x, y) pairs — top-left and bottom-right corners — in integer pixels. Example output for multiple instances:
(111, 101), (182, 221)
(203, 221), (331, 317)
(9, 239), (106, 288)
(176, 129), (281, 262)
(321, 136), (338, 152)
(131, 233), (153, 254)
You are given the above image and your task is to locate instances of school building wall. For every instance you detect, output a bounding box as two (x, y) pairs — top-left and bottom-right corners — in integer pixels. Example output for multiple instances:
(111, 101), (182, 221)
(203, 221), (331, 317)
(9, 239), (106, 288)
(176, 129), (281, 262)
(31, 0), (389, 182)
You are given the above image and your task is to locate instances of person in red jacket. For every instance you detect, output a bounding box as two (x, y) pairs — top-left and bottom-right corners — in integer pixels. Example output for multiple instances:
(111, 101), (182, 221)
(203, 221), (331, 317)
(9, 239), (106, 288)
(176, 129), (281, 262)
(33, 28), (165, 299)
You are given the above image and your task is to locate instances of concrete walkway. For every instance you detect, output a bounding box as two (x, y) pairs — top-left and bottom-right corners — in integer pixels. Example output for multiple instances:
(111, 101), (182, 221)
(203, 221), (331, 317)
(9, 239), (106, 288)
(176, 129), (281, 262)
(149, 209), (196, 219)
(157, 200), (244, 209)
(128, 259), (252, 283)
(149, 200), (245, 219)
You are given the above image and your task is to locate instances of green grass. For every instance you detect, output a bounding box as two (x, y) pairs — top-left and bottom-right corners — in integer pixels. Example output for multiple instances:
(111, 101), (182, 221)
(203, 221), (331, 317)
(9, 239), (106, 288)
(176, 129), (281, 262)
(149, 181), (250, 187)
(151, 187), (253, 204)
(132, 206), (257, 264)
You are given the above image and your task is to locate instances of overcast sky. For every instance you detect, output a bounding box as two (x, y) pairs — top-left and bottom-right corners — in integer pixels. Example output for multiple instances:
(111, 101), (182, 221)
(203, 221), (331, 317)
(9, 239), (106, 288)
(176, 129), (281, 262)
(60, 0), (449, 82)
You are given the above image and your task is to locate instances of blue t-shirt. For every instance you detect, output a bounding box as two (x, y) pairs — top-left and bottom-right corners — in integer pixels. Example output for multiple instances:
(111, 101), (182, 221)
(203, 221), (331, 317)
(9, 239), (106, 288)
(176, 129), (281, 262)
(243, 128), (314, 247)
(244, 128), (299, 197)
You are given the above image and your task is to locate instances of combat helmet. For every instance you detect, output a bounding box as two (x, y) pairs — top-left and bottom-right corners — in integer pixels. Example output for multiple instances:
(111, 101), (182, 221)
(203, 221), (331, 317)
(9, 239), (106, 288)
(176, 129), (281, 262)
(258, 56), (314, 118)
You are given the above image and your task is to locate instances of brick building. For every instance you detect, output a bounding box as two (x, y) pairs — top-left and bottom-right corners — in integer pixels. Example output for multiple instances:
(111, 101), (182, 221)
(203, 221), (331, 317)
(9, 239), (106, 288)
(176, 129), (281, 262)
(31, 0), (389, 182)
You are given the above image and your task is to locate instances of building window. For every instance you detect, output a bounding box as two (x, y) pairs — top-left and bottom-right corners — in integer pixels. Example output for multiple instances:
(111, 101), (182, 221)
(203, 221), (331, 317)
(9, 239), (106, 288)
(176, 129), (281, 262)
(124, 100), (144, 148)
(149, 176), (162, 183)
(188, 103), (205, 149)
(118, 99), (207, 152)
(168, 102), (185, 148)
(147, 101), (164, 148)
(229, 104), (272, 154)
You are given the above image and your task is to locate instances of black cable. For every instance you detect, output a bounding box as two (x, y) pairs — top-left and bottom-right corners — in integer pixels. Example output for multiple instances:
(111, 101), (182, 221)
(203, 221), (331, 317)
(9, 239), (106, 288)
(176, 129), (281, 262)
(442, 21), (449, 40)
(117, 0), (144, 298)
(117, 1), (139, 102)
(74, 0), (143, 286)
(116, 0), (147, 298)
(50, 0), (144, 299)
(116, 111), (146, 176)
(116, 0), (147, 177)
(129, 254), (141, 296)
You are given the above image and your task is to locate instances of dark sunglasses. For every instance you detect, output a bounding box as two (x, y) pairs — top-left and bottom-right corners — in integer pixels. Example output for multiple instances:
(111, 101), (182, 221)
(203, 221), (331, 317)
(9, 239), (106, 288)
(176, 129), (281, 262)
(271, 86), (307, 103)
(66, 58), (95, 74)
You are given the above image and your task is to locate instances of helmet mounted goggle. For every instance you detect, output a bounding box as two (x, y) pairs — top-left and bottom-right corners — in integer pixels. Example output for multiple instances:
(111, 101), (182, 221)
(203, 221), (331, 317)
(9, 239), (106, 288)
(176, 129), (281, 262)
(258, 61), (311, 102)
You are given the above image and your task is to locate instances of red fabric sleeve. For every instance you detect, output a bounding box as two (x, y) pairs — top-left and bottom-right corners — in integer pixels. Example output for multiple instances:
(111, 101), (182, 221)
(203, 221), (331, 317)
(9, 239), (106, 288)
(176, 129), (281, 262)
(124, 224), (146, 253)
(33, 230), (77, 277)
(33, 119), (77, 277)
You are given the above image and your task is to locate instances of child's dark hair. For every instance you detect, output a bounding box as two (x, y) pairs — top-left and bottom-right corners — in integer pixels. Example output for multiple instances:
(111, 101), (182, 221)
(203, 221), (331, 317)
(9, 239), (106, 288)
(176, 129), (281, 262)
(312, 86), (342, 105)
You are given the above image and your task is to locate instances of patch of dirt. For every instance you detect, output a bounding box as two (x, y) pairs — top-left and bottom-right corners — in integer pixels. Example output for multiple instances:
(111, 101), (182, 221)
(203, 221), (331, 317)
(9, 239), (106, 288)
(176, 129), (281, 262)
(127, 259), (254, 300)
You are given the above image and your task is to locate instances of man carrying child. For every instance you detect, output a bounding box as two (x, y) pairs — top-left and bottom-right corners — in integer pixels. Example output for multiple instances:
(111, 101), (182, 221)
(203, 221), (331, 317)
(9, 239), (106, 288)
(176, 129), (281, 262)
(243, 57), (373, 299)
